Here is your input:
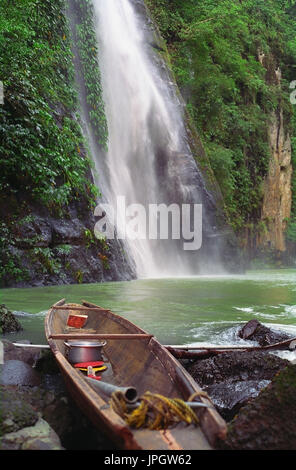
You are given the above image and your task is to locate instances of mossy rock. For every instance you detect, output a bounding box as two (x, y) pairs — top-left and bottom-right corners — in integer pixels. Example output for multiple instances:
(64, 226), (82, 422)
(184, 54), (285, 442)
(219, 364), (296, 450)
(0, 386), (38, 436)
(2, 417), (63, 450)
(0, 305), (23, 334)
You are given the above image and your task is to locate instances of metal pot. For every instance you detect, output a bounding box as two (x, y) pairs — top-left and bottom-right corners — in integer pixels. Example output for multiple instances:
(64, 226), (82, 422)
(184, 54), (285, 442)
(64, 340), (107, 364)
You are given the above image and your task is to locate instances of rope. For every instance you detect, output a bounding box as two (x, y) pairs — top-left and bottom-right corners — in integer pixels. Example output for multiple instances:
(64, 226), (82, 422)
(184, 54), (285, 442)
(110, 391), (203, 430)
(188, 390), (213, 404)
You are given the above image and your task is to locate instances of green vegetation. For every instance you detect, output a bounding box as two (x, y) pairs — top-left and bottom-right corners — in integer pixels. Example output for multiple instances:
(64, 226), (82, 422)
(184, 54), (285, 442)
(146, 0), (296, 236)
(0, 0), (99, 209)
(73, 0), (108, 149)
(0, 304), (23, 335)
(0, 0), (110, 286)
(0, 221), (30, 283)
(2, 0), (296, 282)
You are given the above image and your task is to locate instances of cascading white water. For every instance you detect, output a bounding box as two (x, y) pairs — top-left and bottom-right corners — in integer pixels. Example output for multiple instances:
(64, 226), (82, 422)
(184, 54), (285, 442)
(92, 0), (219, 278)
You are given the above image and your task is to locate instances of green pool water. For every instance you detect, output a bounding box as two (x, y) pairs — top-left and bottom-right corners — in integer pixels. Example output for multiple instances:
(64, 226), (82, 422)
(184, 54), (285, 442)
(1, 270), (296, 348)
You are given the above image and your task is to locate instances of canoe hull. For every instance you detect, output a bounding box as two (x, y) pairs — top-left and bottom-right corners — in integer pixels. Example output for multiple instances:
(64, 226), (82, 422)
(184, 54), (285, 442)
(45, 299), (227, 450)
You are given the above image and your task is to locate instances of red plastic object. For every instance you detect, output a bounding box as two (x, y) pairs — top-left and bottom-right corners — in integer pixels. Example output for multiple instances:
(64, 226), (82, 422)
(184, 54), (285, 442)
(74, 361), (104, 368)
(87, 375), (101, 381)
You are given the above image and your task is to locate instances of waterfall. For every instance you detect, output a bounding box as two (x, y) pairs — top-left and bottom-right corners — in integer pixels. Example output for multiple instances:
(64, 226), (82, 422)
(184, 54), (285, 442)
(90, 0), (229, 278)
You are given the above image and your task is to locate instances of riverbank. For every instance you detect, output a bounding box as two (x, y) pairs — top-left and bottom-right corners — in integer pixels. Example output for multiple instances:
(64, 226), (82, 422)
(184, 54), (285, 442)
(1, 307), (296, 450)
(0, 339), (115, 450)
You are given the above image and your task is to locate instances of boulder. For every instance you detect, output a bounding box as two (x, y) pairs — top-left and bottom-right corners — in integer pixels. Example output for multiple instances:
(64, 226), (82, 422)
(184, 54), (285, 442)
(238, 319), (260, 339)
(0, 340), (115, 450)
(220, 364), (296, 450)
(187, 350), (289, 386)
(186, 321), (295, 421)
(238, 319), (292, 346)
(0, 385), (38, 436)
(205, 379), (271, 421)
(0, 360), (41, 387)
(0, 305), (23, 334)
(186, 350), (289, 420)
(1, 417), (63, 450)
(2, 339), (44, 367)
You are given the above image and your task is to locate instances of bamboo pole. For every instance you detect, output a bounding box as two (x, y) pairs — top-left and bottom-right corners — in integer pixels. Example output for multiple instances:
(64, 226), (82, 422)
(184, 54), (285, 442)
(166, 347), (223, 359)
(165, 337), (296, 354)
(12, 343), (50, 349)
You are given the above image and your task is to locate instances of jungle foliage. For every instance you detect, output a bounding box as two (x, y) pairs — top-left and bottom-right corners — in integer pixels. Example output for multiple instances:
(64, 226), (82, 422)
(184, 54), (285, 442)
(0, 0), (98, 209)
(146, 0), (296, 235)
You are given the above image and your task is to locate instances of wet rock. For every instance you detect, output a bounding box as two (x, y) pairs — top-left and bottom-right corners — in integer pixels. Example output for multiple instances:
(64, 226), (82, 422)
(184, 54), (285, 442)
(7, 374), (115, 450)
(51, 217), (85, 245)
(0, 340), (115, 450)
(14, 216), (52, 249)
(238, 319), (292, 346)
(186, 351), (289, 420)
(0, 360), (41, 386)
(0, 385), (62, 448)
(238, 319), (260, 340)
(205, 379), (270, 421)
(0, 385), (38, 435)
(2, 196), (135, 288)
(2, 339), (44, 367)
(0, 305), (23, 334)
(187, 350), (289, 386)
(220, 364), (296, 450)
(1, 417), (63, 450)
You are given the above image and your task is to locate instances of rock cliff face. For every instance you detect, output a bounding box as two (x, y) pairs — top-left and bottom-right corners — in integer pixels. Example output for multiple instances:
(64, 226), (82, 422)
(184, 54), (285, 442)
(253, 53), (292, 258)
(1, 195), (135, 288)
(260, 108), (292, 252)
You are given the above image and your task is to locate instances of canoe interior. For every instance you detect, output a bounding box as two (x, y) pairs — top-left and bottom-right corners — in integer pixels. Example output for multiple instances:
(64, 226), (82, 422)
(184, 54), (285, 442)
(48, 302), (182, 398)
(45, 300), (227, 449)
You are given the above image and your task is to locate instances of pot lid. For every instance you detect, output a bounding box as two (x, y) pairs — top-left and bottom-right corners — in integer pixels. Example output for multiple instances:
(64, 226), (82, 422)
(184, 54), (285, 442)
(65, 340), (106, 347)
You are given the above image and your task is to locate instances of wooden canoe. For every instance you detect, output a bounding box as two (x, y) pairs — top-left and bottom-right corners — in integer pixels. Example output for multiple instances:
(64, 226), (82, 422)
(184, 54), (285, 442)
(45, 299), (227, 450)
